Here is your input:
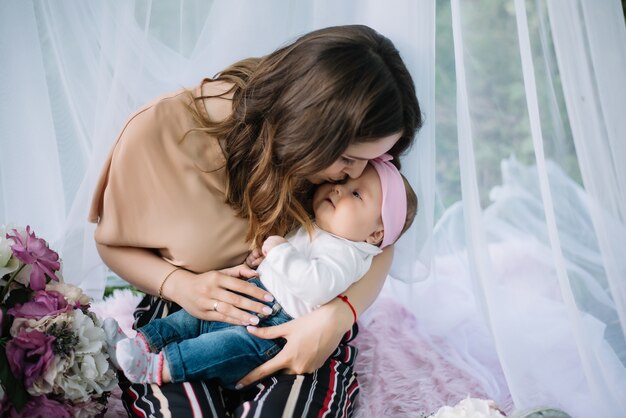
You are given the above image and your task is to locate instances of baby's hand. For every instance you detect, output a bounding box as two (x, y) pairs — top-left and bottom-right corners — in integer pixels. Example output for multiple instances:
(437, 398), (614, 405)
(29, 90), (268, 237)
(245, 248), (264, 268)
(262, 236), (288, 256)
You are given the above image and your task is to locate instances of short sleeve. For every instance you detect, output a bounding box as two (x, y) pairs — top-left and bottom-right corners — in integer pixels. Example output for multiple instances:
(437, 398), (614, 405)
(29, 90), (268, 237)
(88, 86), (249, 272)
(89, 92), (185, 248)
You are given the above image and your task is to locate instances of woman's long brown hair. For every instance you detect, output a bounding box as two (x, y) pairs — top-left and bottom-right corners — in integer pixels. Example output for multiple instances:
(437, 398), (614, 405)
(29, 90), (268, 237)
(191, 25), (422, 248)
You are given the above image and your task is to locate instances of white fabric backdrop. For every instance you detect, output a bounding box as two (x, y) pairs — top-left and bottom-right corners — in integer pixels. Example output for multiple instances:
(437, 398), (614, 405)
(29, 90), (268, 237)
(1, 1), (625, 416)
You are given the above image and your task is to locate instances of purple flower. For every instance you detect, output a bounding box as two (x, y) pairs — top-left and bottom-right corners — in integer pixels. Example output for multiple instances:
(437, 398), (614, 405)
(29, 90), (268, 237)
(5, 329), (56, 389)
(8, 395), (71, 418)
(6, 226), (60, 290)
(8, 290), (70, 320)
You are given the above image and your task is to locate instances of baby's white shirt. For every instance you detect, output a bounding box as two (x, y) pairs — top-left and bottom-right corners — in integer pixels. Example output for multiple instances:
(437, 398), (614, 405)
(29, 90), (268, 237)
(257, 226), (382, 318)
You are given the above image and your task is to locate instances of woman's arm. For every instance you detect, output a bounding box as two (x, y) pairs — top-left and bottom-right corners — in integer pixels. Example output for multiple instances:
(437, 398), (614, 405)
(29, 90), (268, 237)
(237, 245), (393, 387)
(96, 243), (273, 324)
(339, 244), (393, 316)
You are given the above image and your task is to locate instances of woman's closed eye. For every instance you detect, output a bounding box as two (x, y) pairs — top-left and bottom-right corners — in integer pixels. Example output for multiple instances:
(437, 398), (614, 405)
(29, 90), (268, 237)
(341, 156), (355, 166)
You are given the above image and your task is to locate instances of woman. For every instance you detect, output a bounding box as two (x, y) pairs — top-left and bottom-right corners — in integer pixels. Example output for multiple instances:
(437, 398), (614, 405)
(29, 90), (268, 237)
(89, 25), (422, 417)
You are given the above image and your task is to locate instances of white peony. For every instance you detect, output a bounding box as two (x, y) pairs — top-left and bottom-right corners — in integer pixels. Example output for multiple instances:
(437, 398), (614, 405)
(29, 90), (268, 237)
(74, 309), (106, 355)
(82, 351), (118, 394)
(0, 239), (12, 267)
(0, 225), (40, 288)
(53, 367), (91, 402)
(52, 309), (117, 401)
(428, 397), (506, 418)
(0, 224), (22, 278)
(28, 355), (72, 397)
(46, 282), (92, 306)
(12, 313), (76, 396)
(10, 312), (73, 336)
(0, 244), (18, 275)
(9, 317), (31, 336)
(0, 224), (26, 265)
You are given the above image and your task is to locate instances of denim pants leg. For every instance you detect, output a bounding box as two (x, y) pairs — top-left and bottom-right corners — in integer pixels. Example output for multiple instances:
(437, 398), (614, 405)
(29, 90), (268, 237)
(139, 308), (229, 352)
(163, 319), (285, 388)
(142, 278), (291, 389)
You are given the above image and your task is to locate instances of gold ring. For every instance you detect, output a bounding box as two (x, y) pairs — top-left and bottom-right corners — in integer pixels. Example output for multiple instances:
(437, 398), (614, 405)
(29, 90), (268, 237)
(213, 301), (219, 312)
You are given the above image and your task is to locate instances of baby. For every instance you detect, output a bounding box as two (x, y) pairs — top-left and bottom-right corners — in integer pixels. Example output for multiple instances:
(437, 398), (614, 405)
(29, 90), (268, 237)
(105, 154), (417, 388)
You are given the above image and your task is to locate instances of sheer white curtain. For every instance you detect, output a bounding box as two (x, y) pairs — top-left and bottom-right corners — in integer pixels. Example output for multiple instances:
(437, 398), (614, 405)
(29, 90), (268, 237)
(0, 0), (435, 294)
(1, 1), (625, 417)
(386, 0), (626, 416)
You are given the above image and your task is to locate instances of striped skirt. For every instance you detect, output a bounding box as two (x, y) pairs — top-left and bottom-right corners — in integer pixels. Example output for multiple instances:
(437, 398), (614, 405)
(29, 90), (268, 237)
(118, 294), (361, 417)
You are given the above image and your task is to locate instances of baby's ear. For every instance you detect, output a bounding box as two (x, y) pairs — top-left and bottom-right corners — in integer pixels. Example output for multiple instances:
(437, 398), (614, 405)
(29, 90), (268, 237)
(366, 228), (384, 246)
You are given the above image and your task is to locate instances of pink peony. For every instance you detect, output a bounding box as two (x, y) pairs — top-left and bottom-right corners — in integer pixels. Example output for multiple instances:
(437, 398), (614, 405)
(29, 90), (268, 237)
(6, 226), (60, 290)
(8, 395), (71, 418)
(5, 329), (56, 389)
(8, 290), (70, 319)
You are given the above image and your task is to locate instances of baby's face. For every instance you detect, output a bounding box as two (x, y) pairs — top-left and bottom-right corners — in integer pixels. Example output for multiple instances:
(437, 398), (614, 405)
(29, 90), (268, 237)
(312, 165), (383, 244)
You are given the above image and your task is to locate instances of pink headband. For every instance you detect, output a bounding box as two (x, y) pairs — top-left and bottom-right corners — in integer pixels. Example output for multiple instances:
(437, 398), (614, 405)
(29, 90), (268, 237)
(369, 154), (407, 248)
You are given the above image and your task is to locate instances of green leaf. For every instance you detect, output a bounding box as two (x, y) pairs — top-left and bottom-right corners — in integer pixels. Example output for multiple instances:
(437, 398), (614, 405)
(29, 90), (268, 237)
(104, 285), (143, 298)
(0, 344), (30, 411)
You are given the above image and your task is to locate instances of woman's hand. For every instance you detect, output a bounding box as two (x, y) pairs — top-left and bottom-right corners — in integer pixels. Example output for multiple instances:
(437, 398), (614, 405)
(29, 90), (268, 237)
(94, 244), (280, 327)
(235, 297), (354, 388)
(166, 264), (275, 326)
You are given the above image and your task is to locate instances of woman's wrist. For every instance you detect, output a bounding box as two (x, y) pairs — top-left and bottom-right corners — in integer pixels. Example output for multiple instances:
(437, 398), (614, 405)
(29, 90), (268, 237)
(337, 295), (357, 324)
(160, 268), (193, 304)
(326, 297), (355, 332)
(158, 267), (180, 301)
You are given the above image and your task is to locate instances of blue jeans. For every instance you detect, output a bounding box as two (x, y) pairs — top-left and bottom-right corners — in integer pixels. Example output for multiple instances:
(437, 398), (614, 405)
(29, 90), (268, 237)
(138, 278), (291, 389)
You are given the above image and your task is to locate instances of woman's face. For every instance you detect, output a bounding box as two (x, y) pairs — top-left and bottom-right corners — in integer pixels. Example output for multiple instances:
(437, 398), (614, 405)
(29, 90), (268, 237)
(307, 132), (402, 184)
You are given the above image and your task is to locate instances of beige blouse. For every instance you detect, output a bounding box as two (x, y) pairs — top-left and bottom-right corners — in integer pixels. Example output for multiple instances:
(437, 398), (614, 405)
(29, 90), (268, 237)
(88, 80), (250, 273)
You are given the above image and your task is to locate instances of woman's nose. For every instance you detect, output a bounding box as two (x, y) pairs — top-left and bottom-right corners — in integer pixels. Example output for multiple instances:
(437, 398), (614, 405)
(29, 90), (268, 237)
(343, 160), (368, 178)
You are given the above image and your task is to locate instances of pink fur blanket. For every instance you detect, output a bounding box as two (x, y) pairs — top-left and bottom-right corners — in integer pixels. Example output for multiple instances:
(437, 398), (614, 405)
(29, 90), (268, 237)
(93, 291), (502, 417)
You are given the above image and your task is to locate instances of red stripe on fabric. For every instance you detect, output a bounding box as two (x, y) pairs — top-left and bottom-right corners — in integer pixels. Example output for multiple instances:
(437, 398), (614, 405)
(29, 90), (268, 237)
(342, 328), (352, 343)
(126, 388), (148, 418)
(317, 359), (338, 418)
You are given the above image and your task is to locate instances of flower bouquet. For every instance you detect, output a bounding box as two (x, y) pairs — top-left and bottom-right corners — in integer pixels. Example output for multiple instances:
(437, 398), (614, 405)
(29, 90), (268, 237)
(427, 397), (507, 418)
(0, 225), (117, 417)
